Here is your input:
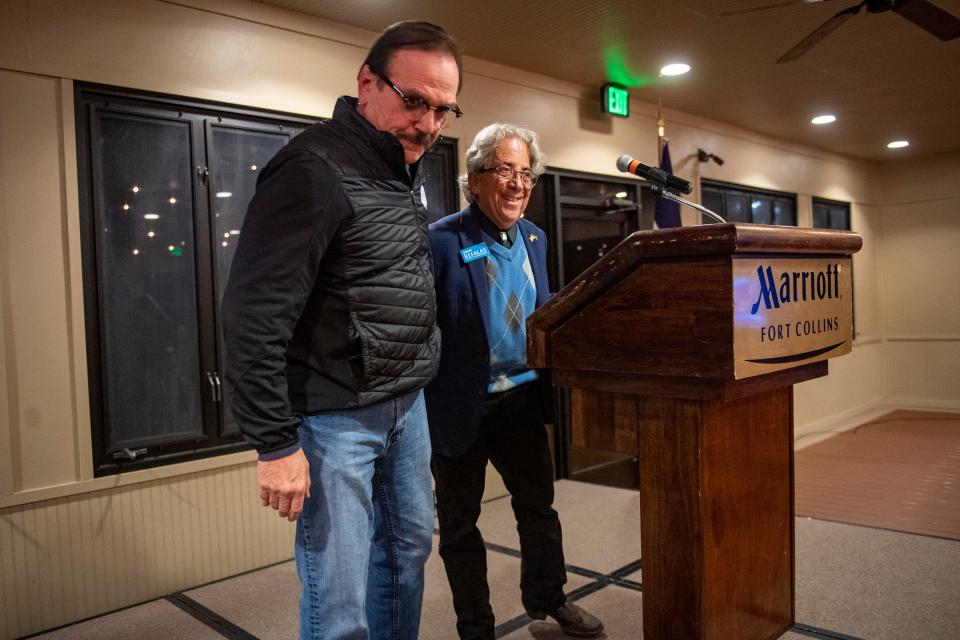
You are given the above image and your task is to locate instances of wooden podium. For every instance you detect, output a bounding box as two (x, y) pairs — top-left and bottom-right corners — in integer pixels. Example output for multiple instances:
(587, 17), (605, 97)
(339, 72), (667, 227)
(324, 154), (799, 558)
(528, 223), (862, 640)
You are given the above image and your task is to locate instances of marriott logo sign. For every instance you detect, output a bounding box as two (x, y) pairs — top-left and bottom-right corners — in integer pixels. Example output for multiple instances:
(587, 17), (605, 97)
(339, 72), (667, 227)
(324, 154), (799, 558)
(734, 256), (853, 379)
(751, 264), (842, 315)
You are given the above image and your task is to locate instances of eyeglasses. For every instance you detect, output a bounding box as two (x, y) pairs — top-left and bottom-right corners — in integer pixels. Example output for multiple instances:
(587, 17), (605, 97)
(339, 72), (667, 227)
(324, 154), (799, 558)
(478, 164), (538, 187)
(377, 73), (463, 126)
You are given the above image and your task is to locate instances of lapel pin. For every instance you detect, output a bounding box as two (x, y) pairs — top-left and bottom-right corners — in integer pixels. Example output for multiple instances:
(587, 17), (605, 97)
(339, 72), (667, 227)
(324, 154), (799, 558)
(529, 233), (538, 242)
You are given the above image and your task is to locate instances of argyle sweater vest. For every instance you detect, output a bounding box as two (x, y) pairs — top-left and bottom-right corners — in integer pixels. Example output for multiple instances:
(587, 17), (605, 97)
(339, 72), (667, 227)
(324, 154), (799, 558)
(484, 237), (539, 393)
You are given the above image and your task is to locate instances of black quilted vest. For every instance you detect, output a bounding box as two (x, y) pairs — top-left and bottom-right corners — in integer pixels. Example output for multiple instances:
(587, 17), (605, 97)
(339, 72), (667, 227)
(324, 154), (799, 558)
(285, 98), (440, 410)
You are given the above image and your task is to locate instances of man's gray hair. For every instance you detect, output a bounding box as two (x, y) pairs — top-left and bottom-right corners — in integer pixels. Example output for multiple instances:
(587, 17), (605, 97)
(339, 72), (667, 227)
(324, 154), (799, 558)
(458, 123), (546, 203)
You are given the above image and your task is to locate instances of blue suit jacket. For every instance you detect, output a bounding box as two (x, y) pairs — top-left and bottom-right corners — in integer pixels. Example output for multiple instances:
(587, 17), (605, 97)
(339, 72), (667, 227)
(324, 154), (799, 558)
(425, 203), (553, 457)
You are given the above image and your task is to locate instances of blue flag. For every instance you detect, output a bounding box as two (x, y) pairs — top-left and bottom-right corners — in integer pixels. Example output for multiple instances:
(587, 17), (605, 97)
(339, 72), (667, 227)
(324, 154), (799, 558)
(654, 142), (682, 228)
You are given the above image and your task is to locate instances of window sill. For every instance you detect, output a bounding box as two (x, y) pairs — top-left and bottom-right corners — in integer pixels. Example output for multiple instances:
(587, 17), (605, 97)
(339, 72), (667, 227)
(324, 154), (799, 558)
(0, 449), (258, 510)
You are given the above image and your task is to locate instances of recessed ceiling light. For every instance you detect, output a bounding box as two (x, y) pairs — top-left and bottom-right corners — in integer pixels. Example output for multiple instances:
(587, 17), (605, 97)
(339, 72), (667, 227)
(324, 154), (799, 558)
(660, 63), (691, 77)
(887, 140), (909, 149)
(811, 114), (836, 125)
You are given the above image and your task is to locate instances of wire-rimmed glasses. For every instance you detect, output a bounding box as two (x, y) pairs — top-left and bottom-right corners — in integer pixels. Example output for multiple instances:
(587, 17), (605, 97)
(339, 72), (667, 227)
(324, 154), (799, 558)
(478, 164), (538, 187)
(378, 73), (463, 127)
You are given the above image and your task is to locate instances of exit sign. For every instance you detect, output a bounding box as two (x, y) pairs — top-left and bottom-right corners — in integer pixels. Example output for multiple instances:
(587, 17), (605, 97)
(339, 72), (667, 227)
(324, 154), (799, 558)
(602, 84), (629, 117)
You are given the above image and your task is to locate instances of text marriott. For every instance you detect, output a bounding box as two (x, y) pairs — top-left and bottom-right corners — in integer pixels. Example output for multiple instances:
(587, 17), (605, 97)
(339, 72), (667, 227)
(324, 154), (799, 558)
(751, 264), (842, 315)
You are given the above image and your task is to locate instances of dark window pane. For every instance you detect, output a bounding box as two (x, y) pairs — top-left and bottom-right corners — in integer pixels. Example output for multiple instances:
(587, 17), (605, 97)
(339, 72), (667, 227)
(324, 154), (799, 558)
(724, 192), (751, 222)
(554, 176), (639, 285)
(560, 176), (636, 201)
(830, 206), (850, 229)
(813, 204), (830, 228)
(209, 126), (293, 302)
(702, 188), (724, 223)
(78, 84), (319, 474)
(562, 219), (624, 282)
(209, 125), (293, 436)
(813, 200), (849, 229)
(774, 199), (796, 226)
(751, 197), (773, 224)
(93, 112), (202, 448)
(420, 139), (459, 224)
(420, 152), (447, 219)
(704, 180), (795, 227)
(524, 179), (550, 232)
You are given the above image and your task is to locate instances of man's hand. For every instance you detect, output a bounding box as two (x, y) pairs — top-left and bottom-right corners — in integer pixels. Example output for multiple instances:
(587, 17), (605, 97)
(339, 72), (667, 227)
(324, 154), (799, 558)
(257, 448), (311, 522)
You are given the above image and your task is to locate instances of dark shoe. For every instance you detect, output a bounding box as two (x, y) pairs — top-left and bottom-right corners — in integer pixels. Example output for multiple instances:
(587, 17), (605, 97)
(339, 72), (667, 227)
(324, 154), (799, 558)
(546, 602), (604, 638)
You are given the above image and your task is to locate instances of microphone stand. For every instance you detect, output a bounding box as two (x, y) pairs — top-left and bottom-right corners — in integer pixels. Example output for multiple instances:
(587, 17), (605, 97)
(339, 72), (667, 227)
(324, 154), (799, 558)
(648, 182), (726, 224)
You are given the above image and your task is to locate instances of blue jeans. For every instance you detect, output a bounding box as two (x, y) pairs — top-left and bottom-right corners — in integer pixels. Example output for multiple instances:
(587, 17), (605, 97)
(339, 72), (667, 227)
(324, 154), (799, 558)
(296, 389), (433, 640)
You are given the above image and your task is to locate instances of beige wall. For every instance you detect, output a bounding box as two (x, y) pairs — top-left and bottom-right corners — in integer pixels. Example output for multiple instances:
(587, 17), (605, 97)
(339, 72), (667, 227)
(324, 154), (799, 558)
(877, 154), (960, 410)
(1, 0), (957, 636)
(0, 71), (82, 497)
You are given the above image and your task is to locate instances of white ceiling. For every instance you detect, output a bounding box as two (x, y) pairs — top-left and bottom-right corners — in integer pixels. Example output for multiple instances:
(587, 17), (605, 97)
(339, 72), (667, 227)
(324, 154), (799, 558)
(252, 0), (960, 161)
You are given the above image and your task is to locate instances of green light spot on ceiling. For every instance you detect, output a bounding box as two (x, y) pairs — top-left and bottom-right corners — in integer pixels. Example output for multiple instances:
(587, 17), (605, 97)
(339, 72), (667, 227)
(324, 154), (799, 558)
(603, 46), (651, 88)
(169, 246), (184, 257)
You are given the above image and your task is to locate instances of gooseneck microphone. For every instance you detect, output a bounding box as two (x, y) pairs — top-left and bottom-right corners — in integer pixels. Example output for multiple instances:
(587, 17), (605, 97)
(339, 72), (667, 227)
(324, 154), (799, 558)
(616, 154), (725, 223)
(616, 154), (693, 194)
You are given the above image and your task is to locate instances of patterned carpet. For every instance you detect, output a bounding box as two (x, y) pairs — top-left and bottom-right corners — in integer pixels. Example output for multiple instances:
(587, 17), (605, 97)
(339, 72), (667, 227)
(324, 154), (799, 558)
(795, 410), (960, 540)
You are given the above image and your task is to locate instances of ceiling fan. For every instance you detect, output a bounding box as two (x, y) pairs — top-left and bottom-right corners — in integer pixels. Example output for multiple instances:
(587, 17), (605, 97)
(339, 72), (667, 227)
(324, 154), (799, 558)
(721, 0), (960, 62)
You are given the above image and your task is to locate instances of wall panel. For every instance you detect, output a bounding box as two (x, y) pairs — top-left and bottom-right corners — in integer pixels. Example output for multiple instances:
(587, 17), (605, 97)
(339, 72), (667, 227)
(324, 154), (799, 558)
(0, 464), (294, 639)
(0, 70), (78, 491)
(885, 340), (960, 410)
(877, 154), (960, 410)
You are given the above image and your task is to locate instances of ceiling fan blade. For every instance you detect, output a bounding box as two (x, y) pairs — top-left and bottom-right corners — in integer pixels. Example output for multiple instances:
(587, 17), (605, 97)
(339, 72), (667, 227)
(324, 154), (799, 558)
(777, 1), (865, 63)
(894, 0), (960, 40)
(719, 1), (835, 18)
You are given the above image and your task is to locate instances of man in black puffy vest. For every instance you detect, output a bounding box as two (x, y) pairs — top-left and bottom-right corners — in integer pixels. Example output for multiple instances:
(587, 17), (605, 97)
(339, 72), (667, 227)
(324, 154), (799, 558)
(221, 21), (463, 640)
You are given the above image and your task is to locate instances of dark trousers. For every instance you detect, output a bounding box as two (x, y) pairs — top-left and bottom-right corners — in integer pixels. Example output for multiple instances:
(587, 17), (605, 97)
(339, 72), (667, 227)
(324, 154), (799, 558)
(432, 382), (567, 640)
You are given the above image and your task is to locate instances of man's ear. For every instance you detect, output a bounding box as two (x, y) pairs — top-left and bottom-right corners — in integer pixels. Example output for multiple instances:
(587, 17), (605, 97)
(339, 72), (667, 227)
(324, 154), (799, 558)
(467, 172), (480, 199)
(357, 65), (376, 107)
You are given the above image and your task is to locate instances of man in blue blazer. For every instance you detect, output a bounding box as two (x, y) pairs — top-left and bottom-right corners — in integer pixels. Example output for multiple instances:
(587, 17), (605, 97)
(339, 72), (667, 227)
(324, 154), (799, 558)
(425, 124), (602, 639)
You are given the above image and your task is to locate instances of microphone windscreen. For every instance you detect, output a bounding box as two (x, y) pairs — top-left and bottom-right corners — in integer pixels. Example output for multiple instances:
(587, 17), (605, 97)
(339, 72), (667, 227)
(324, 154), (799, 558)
(616, 155), (633, 172)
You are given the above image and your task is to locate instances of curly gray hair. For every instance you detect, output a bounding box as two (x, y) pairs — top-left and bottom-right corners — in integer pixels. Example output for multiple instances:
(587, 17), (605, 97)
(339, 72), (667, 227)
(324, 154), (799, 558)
(458, 123), (546, 203)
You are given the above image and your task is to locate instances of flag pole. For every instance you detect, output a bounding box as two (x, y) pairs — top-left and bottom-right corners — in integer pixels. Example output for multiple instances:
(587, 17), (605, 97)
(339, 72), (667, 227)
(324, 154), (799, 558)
(656, 99), (666, 162)
(653, 100), (685, 228)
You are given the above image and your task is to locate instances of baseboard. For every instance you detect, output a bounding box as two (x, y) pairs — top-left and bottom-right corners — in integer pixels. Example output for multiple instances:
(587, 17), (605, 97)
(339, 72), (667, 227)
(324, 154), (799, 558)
(795, 398), (960, 450)
(794, 401), (893, 450)
(883, 397), (960, 413)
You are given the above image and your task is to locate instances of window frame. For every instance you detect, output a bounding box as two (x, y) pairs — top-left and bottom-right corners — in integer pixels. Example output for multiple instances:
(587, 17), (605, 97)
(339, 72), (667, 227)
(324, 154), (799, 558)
(812, 196), (852, 230)
(420, 136), (460, 224)
(700, 179), (798, 226)
(76, 83), (317, 475)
